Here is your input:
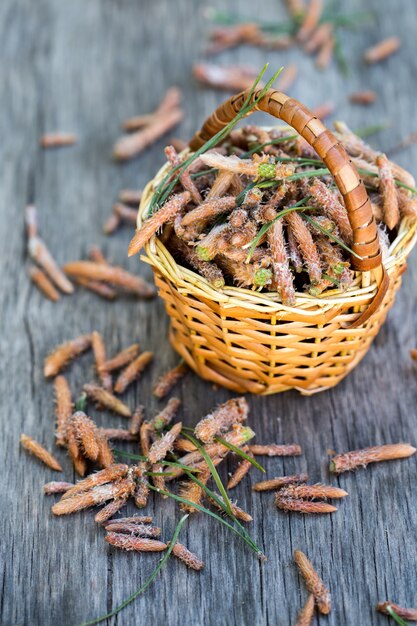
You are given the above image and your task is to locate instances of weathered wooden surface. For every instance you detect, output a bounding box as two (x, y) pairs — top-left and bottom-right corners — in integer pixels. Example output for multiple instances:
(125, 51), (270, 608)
(1, 0), (417, 624)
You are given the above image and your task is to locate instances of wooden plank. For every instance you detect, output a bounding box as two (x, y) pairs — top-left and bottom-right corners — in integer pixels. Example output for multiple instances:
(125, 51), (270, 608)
(1, 0), (417, 624)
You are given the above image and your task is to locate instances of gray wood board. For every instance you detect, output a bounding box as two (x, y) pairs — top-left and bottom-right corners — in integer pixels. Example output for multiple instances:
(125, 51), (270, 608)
(1, 0), (417, 624)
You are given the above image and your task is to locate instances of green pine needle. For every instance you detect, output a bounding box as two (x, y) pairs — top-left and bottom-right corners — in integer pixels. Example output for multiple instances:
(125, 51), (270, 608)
(215, 437), (265, 473)
(75, 392), (87, 412)
(334, 34), (350, 76)
(145, 471), (176, 477)
(287, 168), (331, 182)
(78, 515), (189, 626)
(182, 432), (236, 518)
(113, 449), (201, 473)
(113, 449), (147, 461)
(240, 134), (298, 157)
(322, 273), (341, 287)
(245, 198), (311, 262)
(357, 168), (417, 195)
(355, 122), (391, 138)
(301, 213), (363, 259)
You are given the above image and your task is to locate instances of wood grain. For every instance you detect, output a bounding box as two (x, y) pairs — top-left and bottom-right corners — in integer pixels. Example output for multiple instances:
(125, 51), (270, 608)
(1, 0), (417, 624)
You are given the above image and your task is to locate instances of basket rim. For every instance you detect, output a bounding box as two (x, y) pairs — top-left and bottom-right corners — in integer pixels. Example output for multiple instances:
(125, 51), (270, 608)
(137, 134), (417, 315)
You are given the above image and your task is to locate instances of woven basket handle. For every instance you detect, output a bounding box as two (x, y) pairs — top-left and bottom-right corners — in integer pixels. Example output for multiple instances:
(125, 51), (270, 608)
(189, 87), (383, 273)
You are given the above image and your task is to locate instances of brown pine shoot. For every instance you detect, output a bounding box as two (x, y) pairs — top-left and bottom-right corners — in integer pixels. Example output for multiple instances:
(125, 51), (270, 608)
(63, 261), (156, 298)
(54, 375), (73, 447)
(98, 428), (136, 442)
(252, 473), (309, 492)
(169, 542), (205, 571)
(139, 422), (153, 457)
(349, 90), (377, 105)
(364, 36), (401, 64)
(194, 397), (248, 444)
(148, 422), (182, 464)
(193, 63), (258, 91)
(44, 334), (92, 377)
(71, 411), (100, 461)
(279, 483), (348, 500)
(102, 343), (140, 372)
(122, 87), (182, 131)
(128, 191), (191, 256)
(329, 443), (416, 473)
(105, 533), (167, 552)
(150, 397), (181, 431)
(40, 133), (77, 148)
(43, 481), (74, 495)
(62, 464), (128, 500)
(20, 434), (62, 471)
(152, 362), (188, 398)
(129, 405), (145, 436)
(248, 444), (302, 457)
(133, 462), (150, 508)
(296, 594), (315, 626)
(277, 497), (337, 514)
(28, 266), (60, 302)
(376, 153), (401, 230)
(294, 550), (331, 614)
(91, 331), (112, 391)
(297, 0), (323, 42)
(118, 189), (143, 205)
(209, 496), (253, 522)
(113, 107), (183, 161)
(227, 450), (254, 490)
(114, 351), (154, 394)
(179, 469), (210, 513)
(285, 211), (322, 283)
(83, 383), (132, 417)
(104, 521), (161, 537)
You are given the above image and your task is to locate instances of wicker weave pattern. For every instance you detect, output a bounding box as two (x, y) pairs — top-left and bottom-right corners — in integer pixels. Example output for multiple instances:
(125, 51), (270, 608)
(137, 89), (417, 395)
(155, 266), (401, 395)
(145, 236), (411, 395)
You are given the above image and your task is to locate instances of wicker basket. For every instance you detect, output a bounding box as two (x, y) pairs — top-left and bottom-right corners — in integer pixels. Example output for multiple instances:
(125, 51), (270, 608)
(138, 88), (417, 395)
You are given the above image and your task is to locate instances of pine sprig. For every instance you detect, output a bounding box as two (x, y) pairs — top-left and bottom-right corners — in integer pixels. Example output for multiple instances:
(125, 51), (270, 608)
(114, 447), (263, 557)
(148, 484), (263, 557)
(178, 465), (263, 557)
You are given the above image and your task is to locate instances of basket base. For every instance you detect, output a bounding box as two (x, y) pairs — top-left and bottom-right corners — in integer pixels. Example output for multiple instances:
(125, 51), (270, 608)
(169, 325), (374, 395)
(156, 263), (405, 395)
